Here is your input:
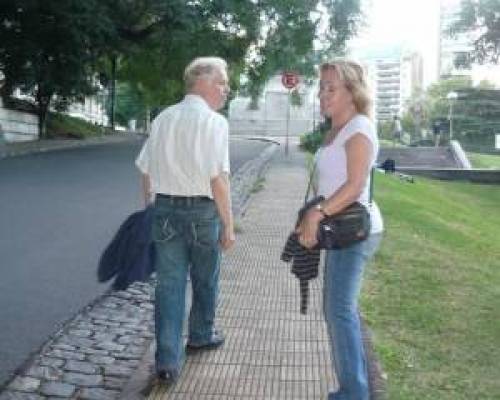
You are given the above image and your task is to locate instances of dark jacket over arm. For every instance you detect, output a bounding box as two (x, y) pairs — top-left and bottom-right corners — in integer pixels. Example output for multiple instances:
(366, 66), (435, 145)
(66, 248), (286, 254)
(281, 232), (320, 314)
(97, 206), (155, 290)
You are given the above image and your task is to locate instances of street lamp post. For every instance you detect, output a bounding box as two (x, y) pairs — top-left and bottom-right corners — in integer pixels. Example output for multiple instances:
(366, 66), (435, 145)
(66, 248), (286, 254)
(447, 91), (458, 141)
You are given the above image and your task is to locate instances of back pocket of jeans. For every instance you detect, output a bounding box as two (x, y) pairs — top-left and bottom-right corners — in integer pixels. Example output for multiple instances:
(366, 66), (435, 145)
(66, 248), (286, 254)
(192, 220), (219, 249)
(152, 216), (177, 242)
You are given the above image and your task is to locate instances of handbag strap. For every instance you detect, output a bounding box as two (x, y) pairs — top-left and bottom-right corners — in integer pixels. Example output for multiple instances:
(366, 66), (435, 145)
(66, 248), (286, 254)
(304, 160), (375, 205)
(304, 161), (318, 204)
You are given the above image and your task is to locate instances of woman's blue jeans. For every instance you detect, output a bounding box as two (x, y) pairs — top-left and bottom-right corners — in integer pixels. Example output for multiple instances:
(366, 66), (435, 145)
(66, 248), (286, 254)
(152, 196), (221, 376)
(324, 233), (382, 400)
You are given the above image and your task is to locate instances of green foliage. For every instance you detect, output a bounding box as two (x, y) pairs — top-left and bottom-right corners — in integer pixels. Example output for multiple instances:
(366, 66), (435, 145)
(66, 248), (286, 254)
(467, 152), (500, 168)
(364, 173), (500, 399)
(244, 0), (362, 101)
(299, 119), (331, 153)
(0, 0), (117, 138)
(452, 0), (500, 64)
(111, 82), (148, 128)
(47, 113), (108, 139)
(0, 0), (362, 139)
(300, 129), (324, 154)
(425, 76), (473, 123)
(114, 0), (361, 107)
(108, 0), (262, 108)
(290, 89), (302, 106)
(377, 120), (395, 141)
(400, 113), (416, 137)
(416, 77), (500, 146)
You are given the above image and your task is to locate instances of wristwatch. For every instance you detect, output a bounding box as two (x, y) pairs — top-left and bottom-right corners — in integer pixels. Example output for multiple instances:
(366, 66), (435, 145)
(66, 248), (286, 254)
(314, 203), (328, 217)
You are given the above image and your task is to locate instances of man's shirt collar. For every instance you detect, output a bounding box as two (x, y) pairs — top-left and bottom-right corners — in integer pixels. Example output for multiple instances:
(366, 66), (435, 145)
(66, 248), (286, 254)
(183, 94), (210, 110)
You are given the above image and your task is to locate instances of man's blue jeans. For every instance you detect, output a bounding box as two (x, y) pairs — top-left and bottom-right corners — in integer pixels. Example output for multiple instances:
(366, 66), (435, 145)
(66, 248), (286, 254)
(324, 233), (382, 400)
(152, 195), (221, 376)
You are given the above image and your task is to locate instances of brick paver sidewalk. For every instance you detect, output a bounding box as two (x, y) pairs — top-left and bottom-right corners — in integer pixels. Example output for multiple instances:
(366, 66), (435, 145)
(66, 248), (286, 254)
(128, 145), (337, 399)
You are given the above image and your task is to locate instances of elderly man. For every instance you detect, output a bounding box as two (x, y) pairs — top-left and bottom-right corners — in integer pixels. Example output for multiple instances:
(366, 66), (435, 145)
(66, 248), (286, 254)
(135, 57), (235, 384)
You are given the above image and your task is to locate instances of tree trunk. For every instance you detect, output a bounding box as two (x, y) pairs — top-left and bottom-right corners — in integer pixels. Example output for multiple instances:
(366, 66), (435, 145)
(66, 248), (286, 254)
(110, 56), (117, 130)
(36, 88), (52, 140)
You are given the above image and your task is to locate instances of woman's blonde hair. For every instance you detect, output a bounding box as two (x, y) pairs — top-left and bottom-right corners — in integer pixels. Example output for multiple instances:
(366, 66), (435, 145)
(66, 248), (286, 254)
(184, 57), (227, 91)
(320, 59), (372, 117)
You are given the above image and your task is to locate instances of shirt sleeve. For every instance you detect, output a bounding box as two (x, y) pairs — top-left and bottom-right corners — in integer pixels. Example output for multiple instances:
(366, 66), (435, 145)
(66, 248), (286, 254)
(344, 117), (375, 145)
(209, 116), (230, 178)
(343, 116), (378, 166)
(220, 120), (230, 174)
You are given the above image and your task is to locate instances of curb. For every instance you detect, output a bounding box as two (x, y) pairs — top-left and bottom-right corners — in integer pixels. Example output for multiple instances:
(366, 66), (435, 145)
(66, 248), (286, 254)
(362, 317), (388, 400)
(0, 134), (142, 160)
(0, 143), (280, 400)
(230, 143), (280, 217)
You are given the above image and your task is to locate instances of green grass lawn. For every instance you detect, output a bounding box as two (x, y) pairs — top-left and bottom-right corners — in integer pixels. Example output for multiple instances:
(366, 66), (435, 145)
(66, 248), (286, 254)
(363, 172), (500, 399)
(467, 152), (500, 169)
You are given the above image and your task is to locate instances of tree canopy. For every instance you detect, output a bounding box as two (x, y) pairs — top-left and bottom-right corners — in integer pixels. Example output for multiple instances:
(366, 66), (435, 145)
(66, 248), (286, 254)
(113, 0), (362, 107)
(0, 0), (362, 137)
(0, 0), (117, 137)
(401, 76), (500, 147)
(452, 0), (500, 64)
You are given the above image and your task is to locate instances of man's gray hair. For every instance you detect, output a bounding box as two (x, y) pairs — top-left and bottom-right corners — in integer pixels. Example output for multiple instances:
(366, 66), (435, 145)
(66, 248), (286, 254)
(184, 57), (227, 91)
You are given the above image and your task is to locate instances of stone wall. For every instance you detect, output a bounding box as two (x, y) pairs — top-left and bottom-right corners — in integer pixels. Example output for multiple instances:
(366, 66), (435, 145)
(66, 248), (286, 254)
(396, 167), (500, 184)
(0, 98), (39, 142)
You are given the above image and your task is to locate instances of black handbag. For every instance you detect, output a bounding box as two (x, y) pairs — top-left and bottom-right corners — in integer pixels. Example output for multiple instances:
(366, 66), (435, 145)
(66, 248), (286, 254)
(299, 164), (373, 250)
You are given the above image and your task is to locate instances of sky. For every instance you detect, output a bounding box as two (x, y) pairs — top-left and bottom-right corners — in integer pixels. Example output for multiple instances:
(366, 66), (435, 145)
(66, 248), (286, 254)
(348, 0), (441, 86)
(348, 0), (500, 88)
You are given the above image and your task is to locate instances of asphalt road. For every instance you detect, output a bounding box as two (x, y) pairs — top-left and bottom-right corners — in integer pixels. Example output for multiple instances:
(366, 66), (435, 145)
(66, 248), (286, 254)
(0, 137), (272, 386)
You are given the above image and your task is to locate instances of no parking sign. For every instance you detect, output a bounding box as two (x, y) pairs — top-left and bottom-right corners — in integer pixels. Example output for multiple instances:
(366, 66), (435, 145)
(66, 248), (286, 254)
(281, 71), (299, 156)
(281, 71), (299, 90)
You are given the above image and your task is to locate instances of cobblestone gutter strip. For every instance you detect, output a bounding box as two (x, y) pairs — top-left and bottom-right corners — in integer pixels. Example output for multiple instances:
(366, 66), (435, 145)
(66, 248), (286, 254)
(230, 143), (279, 217)
(0, 142), (279, 400)
(0, 283), (154, 400)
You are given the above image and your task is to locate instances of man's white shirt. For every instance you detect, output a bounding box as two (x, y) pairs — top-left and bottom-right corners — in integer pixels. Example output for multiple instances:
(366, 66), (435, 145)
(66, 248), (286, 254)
(136, 94), (230, 199)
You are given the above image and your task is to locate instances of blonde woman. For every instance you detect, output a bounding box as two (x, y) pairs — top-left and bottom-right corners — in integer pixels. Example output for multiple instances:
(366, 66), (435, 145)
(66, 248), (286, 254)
(297, 60), (384, 399)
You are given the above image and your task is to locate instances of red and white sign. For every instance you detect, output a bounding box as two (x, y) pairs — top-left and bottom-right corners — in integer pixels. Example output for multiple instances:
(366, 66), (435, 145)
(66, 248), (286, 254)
(281, 71), (299, 89)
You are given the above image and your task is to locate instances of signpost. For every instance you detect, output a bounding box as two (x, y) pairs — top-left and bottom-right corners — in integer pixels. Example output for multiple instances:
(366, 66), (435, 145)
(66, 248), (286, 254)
(281, 71), (299, 155)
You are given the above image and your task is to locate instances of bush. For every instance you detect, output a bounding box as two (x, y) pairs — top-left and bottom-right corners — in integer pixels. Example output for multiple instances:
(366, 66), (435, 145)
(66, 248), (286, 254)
(299, 119), (331, 153)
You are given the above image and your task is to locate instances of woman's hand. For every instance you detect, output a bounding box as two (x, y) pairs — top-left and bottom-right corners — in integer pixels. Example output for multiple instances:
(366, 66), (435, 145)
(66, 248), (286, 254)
(296, 209), (323, 249)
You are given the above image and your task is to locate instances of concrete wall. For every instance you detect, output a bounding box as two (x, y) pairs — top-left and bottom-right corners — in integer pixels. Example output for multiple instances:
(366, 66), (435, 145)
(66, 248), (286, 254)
(66, 93), (108, 126)
(449, 140), (472, 169)
(0, 98), (38, 142)
(397, 167), (500, 184)
(229, 75), (320, 137)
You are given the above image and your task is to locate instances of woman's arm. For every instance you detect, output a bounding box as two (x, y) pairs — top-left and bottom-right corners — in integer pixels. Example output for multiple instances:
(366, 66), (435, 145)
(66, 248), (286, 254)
(320, 133), (373, 215)
(297, 133), (373, 248)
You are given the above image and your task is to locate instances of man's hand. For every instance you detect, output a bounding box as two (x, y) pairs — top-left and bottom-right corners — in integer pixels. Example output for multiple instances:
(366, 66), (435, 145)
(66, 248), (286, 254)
(141, 173), (153, 208)
(219, 225), (235, 251)
(211, 173), (235, 251)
